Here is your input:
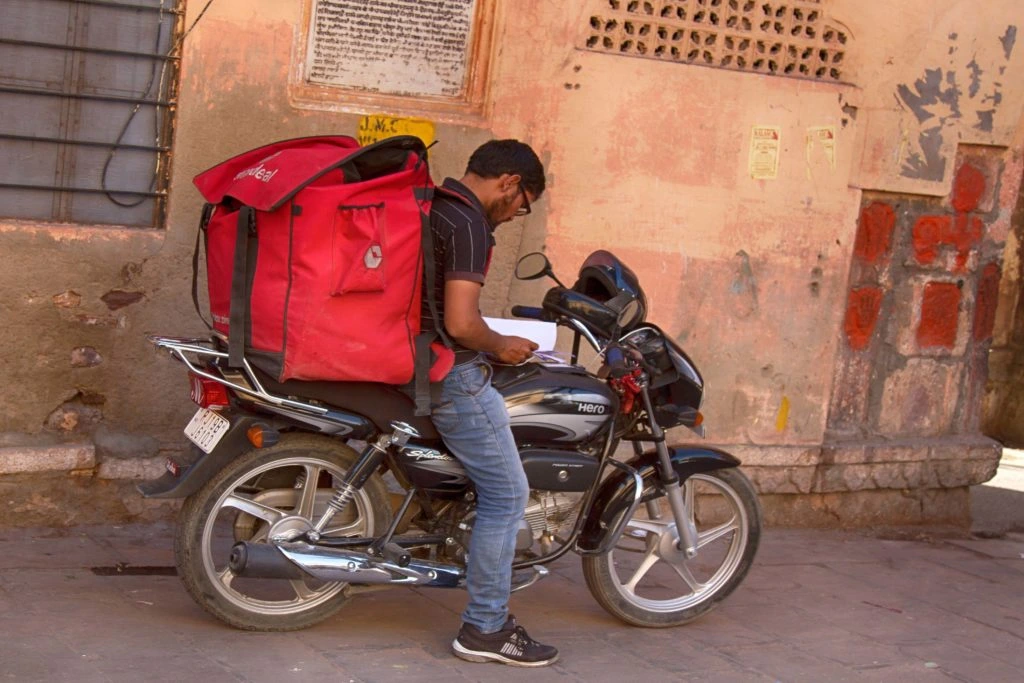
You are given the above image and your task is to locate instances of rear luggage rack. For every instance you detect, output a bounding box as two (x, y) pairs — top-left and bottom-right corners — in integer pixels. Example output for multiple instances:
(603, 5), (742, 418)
(147, 335), (329, 415)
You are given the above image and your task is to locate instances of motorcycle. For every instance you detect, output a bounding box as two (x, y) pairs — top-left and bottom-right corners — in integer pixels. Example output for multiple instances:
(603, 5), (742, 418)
(141, 249), (761, 631)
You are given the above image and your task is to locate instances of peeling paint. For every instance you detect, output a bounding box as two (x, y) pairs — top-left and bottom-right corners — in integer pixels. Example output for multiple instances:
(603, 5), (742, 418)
(999, 25), (1017, 60)
(902, 126), (947, 181)
(70, 347), (103, 368)
(52, 290), (81, 308)
(100, 290), (145, 310)
(896, 68), (961, 125)
(976, 109), (995, 132)
(966, 59), (983, 98)
(729, 250), (759, 318)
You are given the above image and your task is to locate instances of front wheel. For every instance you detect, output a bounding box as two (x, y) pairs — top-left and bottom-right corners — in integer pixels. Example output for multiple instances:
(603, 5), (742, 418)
(582, 468), (761, 627)
(174, 434), (392, 631)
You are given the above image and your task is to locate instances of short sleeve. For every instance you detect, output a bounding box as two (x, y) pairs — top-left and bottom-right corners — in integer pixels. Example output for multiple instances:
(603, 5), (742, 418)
(445, 214), (490, 284)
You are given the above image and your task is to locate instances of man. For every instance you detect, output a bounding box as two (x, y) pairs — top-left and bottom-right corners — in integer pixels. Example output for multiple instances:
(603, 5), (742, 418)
(423, 140), (558, 667)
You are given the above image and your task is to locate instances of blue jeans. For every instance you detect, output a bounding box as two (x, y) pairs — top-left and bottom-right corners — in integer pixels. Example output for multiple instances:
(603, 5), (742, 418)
(430, 358), (529, 634)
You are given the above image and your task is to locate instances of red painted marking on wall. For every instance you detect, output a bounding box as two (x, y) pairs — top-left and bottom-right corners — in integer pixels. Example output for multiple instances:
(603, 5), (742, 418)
(952, 162), (986, 213)
(973, 262), (1002, 341)
(917, 282), (961, 349)
(843, 286), (883, 351)
(911, 214), (984, 270)
(853, 201), (895, 264)
(951, 214), (985, 270)
(912, 215), (951, 264)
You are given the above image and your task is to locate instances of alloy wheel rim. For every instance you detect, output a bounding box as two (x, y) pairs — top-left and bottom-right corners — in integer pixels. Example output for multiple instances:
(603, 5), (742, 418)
(605, 473), (749, 612)
(200, 455), (371, 616)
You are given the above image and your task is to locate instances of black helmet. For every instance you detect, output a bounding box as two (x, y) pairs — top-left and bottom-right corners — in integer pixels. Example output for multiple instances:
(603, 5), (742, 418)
(572, 250), (647, 329)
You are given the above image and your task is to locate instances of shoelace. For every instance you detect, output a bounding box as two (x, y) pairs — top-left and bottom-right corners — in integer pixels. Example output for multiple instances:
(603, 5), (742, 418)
(510, 625), (537, 649)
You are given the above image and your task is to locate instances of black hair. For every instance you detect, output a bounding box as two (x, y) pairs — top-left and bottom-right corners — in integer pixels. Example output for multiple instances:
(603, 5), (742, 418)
(465, 139), (546, 198)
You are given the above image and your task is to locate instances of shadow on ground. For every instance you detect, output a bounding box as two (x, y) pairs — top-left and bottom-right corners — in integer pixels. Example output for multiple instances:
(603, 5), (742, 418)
(970, 448), (1024, 535)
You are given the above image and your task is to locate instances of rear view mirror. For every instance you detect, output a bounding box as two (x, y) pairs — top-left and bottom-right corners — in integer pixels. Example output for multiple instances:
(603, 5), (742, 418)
(617, 299), (641, 329)
(515, 252), (553, 280)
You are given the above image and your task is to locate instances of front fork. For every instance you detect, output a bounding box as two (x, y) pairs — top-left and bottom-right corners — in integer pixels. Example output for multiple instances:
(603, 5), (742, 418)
(637, 385), (700, 558)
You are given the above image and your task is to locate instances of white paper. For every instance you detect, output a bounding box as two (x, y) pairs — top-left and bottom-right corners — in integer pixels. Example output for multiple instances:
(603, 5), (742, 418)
(483, 317), (557, 352)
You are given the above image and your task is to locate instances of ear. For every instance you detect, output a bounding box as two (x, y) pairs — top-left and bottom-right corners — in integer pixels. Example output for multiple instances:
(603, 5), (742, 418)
(500, 173), (522, 192)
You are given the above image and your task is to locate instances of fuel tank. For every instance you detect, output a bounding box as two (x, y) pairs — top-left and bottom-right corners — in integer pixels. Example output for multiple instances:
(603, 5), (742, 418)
(492, 363), (617, 447)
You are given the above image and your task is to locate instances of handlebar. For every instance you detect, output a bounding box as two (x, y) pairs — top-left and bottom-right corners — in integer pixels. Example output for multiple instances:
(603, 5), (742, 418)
(508, 304), (624, 367)
(510, 305), (546, 320)
(604, 343), (630, 378)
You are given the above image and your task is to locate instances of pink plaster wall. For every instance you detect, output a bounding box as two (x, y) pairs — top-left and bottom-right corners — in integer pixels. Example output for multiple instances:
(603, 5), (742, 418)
(2, 0), (1022, 521)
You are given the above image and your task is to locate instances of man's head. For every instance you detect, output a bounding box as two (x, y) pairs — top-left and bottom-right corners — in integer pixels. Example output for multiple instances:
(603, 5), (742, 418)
(461, 139), (545, 226)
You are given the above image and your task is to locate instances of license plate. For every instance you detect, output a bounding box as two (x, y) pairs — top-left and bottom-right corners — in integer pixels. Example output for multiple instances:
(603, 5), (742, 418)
(184, 408), (230, 454)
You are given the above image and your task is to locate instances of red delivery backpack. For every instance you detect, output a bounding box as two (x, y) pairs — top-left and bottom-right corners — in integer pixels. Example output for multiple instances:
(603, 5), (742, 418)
(190, 135), (454, 414)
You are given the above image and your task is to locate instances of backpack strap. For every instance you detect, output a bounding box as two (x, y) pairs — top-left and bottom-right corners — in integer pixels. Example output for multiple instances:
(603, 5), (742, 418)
(413, 186), (444, 416)
(409, 184), (482, 415)
(228, 206), (256, 368)
(191, 203), (216, 330)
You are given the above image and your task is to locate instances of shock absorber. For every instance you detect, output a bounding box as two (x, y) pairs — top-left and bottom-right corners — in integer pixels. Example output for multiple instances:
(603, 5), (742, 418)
(307, 422), (420, 540)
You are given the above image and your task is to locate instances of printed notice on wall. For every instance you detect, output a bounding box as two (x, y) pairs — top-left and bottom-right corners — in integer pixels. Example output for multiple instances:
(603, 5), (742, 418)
(357, 114), (435, 147)
(806, 126), (837, 170)
(749, 126), (781, 180)
(307, 0), (477, 98)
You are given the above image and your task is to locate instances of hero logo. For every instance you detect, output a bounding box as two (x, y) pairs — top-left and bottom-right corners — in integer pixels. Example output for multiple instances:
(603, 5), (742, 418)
(576, 402), (607, 414)
(364, 244), (383, 269)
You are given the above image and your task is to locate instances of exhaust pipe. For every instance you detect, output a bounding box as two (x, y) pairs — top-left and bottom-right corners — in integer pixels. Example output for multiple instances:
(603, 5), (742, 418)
(229, 541), (464, 588)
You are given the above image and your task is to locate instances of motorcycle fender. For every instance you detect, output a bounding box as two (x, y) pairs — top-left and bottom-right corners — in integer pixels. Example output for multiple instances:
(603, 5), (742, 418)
(577, 445), (741, 552)
(136, 413), (274, 499)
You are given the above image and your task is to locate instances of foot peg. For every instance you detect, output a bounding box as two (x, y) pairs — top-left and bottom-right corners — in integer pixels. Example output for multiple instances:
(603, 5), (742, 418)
(510, 565), (549, 593)
(369, 541), (411, 568)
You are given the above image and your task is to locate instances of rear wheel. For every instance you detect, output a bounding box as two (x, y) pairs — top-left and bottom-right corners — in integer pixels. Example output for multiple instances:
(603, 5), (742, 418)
(582, 468), (761, 627)
(174, 434), (391, 631)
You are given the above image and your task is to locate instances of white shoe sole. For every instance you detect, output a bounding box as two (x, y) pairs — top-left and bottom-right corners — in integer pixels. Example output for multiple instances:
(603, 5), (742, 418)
(452, 638), (559, 667)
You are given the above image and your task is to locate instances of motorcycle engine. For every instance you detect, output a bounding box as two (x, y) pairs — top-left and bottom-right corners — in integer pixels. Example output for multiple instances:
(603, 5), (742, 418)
(450, 491), (584, 562)
(522, 491), (584, 555)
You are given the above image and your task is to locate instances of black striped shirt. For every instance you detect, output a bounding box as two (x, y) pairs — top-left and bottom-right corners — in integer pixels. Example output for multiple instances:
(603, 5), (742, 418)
(421, 178), (495, 361)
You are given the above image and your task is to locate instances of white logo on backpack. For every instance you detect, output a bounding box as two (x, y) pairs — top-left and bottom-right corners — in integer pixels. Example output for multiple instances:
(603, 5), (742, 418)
(364, 245), (383, 269)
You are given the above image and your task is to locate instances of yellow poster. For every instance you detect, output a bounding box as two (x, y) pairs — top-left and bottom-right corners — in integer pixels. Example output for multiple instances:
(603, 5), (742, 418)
(749, 126), (781, 180)
(357, 115), (435, 147)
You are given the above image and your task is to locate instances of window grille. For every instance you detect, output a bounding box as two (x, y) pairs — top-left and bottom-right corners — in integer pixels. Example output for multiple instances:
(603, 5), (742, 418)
(579, 0), (848, 83)
(0, 0), (183, 228)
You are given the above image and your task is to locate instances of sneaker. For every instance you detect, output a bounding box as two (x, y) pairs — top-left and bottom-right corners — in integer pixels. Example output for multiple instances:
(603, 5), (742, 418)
(452, 615), (559, 667)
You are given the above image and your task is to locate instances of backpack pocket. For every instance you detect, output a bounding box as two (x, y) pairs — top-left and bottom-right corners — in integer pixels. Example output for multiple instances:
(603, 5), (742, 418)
(332, 202), (387, 294)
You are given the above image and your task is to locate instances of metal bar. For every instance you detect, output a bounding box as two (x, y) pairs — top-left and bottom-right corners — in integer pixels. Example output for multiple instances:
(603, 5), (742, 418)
(0, 38), (179, 62)
(34, 0), (184, 15)
(145, 336), (331, 416)
(0, 182), (163, 198)
(313, 535), (448, 549)
(0, 133), (167, 153)
(0, 86), (173, 107)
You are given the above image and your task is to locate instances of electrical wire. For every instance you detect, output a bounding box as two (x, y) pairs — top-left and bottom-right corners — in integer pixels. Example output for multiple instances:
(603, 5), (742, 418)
(100, 0), (216, 208)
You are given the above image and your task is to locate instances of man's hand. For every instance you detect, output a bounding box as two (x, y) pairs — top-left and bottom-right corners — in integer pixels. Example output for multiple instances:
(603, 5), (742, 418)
(493, 335), (539, 364)
(444, 280), (538, 362)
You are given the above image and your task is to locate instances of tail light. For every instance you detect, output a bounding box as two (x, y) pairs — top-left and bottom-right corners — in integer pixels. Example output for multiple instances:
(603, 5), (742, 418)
(189, 372), (230, 408)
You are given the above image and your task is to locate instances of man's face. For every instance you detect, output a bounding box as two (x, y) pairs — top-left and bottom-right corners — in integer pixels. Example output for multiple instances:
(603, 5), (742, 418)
(484, 177), (535, 226)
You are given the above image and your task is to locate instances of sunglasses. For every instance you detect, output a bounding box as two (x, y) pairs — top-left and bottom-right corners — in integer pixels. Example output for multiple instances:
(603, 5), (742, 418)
(514, 183), (531, 217)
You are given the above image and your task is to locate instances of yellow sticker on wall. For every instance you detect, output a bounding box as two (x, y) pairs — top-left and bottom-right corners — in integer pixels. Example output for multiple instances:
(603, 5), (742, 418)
(749, 126), (781, 180)
(775, 395), (790, 432)
(357, 115), (435, 147)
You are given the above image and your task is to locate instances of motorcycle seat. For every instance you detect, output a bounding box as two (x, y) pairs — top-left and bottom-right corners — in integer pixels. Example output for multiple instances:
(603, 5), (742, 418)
(249, 367), (442, 442)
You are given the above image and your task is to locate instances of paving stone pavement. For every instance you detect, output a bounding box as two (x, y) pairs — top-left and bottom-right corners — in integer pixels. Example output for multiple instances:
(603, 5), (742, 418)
(0, 518), (1022, 682)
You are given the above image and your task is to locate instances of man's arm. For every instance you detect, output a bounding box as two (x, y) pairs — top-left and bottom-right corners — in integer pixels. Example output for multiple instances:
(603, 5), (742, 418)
(444, 279), (537, 364)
